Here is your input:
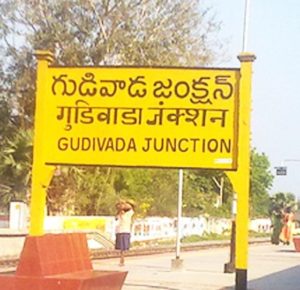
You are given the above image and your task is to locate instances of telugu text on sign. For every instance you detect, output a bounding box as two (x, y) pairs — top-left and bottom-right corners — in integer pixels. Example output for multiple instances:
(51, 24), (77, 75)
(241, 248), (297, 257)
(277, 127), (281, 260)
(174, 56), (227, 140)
(40, 66), (240, 169)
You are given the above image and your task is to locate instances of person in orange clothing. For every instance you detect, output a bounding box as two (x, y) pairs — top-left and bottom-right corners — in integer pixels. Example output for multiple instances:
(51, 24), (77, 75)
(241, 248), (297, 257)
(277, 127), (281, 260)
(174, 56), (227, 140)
(280, 207), (294, 245)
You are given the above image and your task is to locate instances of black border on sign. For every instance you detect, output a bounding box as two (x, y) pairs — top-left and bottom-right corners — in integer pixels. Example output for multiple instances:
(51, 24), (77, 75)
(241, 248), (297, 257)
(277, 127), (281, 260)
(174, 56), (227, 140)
(45, 162), (238, 171)
(50, 65), (239, 70)
(45, 65), (240, 171)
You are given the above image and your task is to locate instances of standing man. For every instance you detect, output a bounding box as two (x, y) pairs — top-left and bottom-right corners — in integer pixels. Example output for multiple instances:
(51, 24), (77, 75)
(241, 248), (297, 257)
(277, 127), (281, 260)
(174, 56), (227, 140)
(115, 199), (135, 266)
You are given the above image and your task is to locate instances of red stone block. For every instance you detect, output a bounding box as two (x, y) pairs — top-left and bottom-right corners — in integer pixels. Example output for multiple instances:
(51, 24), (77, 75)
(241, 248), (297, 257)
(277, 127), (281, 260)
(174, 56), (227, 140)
(293, 236), (300, 252)
(0, 233), (127, 290)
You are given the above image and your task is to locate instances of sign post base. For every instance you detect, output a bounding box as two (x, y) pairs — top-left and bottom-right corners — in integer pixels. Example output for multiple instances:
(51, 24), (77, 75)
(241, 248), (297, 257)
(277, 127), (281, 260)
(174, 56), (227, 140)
(0, 233), (127, 290)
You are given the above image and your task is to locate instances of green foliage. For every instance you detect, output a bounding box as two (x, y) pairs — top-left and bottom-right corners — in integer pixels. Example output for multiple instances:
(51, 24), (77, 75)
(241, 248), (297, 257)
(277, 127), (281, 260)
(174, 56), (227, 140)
(181, 233), (229, 243)
(48, 166), (119, 216)
(0, 97), (17, 142)
(184, 169), (233, 217)
(0, 0), (225, 215)
(112, 168), (178, 217)
(0, 129), (33, 210)
(269, 192), (296, 216)
(0, 0), (223, 132)
(111, 168), (234, 218)
(250, 148), (274, 217)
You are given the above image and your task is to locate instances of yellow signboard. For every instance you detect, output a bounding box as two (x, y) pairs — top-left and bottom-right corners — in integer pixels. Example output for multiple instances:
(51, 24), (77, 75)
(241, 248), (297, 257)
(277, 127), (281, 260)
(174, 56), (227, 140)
(41, 66), (240, 169)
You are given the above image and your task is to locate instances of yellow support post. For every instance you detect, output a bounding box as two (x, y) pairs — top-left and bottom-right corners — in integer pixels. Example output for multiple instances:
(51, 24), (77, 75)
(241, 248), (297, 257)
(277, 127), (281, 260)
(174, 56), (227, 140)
(227, 52), (256, 290)
(29, 51), (55, 236)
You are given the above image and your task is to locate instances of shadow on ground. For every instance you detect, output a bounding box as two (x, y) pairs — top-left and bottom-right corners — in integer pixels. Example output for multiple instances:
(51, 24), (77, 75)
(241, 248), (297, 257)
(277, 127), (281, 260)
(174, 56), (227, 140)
(219, 265), (300, 290)
(125, 284), (180, 290)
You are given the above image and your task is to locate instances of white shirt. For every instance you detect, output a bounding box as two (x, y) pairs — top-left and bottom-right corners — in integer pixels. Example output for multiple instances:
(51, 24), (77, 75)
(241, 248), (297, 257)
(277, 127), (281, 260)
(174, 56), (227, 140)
(116, 209), (134, 233)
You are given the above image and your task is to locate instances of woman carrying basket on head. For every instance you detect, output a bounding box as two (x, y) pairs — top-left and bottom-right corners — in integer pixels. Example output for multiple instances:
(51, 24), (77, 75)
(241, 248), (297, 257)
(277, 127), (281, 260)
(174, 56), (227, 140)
(115, 199), (135, 266)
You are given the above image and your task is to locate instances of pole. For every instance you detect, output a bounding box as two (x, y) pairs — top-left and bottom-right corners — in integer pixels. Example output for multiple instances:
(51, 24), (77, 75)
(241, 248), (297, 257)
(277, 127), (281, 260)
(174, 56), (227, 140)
(242, 0), (251, 52)
(232, 52), (256, 290)
(176, 169), (183, 259)
(29, 51), (55, 236)
(171, 169), (184, 270)
(234, 1), (253, 289)
(224, 193), (237, 273)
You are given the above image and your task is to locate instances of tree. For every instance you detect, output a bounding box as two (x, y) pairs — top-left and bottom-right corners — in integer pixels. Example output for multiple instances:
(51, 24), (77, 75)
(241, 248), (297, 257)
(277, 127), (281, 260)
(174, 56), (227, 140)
(0, 0), (224, 214)
(269, 192), (296, 215)
(0, 129), (33, 211)
(0, 0), (222, 127)
(0, 97), (17, 143)
(185, 169), (233, 217)
(47, 166), (120, 215)
(111, 168), (178, 217)
(250, 148), (274, 217)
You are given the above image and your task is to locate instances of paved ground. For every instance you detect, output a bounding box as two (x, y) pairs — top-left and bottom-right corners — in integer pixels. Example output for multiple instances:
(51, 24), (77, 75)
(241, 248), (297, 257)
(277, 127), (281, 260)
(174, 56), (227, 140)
(93, 243), (300, 290)
(0, 237), (299, 290)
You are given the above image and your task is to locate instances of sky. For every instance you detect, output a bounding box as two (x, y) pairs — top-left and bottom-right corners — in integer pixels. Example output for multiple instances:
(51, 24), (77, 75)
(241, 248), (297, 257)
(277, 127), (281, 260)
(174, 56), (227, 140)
(207, 0), (300, 197)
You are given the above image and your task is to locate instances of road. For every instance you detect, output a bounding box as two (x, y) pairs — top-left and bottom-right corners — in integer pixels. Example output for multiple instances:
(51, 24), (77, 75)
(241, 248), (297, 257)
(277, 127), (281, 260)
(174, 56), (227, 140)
(93, 243), (300, 290)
